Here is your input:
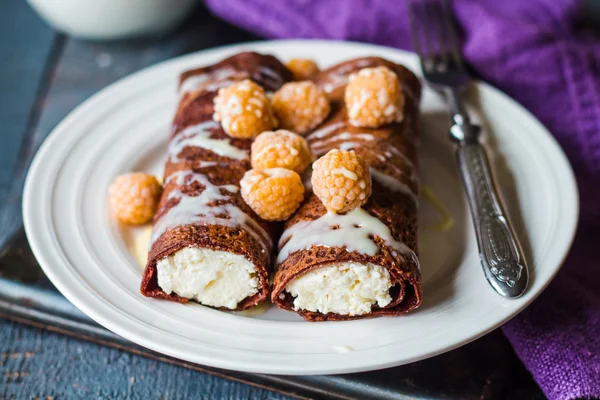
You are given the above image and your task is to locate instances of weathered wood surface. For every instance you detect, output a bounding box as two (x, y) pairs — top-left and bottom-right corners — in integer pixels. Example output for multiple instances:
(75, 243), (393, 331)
(0, 1), (546, 399)
(0, 0), (56, 252)
(1, 322), (291, 400)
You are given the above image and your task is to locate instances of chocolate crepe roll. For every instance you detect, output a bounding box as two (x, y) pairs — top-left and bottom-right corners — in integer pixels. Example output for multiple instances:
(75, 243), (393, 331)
(271, 57), (422, 321)
(141, 52), (292, 310)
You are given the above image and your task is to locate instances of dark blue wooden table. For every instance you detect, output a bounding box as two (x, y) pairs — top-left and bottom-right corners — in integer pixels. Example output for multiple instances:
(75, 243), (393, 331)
(0, 1), (548, 399)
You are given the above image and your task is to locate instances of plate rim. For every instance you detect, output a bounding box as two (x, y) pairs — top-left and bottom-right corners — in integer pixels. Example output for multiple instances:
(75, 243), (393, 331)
(23, 39), (579, 375)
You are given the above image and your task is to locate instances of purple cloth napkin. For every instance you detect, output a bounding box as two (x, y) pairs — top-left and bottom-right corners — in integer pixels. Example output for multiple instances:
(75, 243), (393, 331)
(204, 0), (600, 398)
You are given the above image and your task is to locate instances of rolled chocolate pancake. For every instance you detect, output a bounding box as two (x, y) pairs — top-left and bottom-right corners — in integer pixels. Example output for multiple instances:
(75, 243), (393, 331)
(272, 57), (422, 321)
(141, 52), (292, 310)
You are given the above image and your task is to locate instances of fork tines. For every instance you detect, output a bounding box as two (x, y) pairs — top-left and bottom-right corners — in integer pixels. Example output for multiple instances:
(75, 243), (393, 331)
(408, 0), (465, 74)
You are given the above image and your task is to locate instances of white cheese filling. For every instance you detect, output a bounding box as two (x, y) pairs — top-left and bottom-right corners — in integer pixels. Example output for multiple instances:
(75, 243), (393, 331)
(285, 262), (393, 316)
(156, 246), (258, 309)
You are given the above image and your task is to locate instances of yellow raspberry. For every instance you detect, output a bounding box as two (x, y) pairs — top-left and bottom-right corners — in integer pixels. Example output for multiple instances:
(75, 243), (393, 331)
(213, 79), (277, 139)
(251, 130), (312, 174)
(344, 66), (404, 128)
(285, 58), (320, 81)
(241, 168), (305, 221)
(311, 149), (371, 213)
(109, 173), (162, 225)
(271, 81), (331, 135)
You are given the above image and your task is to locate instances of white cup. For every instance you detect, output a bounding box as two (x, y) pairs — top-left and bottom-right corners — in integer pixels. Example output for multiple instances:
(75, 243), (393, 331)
(28, 0), (200, 40)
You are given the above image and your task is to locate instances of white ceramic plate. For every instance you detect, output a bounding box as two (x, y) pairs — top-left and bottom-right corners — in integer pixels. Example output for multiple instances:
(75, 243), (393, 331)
(23, 40), (578, 375)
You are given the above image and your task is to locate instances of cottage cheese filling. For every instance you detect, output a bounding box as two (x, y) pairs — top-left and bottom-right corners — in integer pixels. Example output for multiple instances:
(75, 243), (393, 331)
(157, 246), (258, 309)
(286, 262), (393, 316)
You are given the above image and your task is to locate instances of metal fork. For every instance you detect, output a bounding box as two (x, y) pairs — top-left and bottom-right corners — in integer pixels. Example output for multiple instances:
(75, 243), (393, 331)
(409, 0), (529, 297)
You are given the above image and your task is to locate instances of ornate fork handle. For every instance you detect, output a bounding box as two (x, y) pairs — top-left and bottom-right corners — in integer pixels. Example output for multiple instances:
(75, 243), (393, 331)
(453, 123), (529, 297)
(407, 0), (529, 297)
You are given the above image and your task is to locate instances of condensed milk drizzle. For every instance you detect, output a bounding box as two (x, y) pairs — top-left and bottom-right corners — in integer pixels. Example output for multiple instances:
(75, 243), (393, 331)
(179, 67), (238, 95)
(151, 170), (271, 252)
(306, 122), (345, 141)
(256, 66), (285, 89)
(169, 121), (249, 163)
(321, 59), (373, 93)
(311, 132), (376, 151)
(370, 168), (419, 205)
(277, 208), (418, 270)
(154, 116), (269, 253)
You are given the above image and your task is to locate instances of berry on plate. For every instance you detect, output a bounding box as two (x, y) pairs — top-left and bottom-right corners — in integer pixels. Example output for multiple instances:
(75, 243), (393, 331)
(109, 172), (162, 225)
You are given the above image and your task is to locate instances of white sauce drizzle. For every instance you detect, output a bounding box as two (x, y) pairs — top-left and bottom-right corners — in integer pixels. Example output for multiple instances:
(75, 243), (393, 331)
(370, 168), (419, 205)
(202, 80), (236, 93)
(257, 66), (284, 87)
(179, 68), (237, 95)
(382, 148), (419, 183)
(165, 170), (238, 196)
(322, 74), (349, 94)
(311, 132), (376, 150)
(169, 121), (249, 163)
(151, 170), (271, 252)
(321, 59), (373, 93)
(306, 121), (345, 140)
(385, 146), (414, 168)
(277, 208), (417, 268)
(376, 159), (404, 177)
(338, 142), (358, 152)
(330, 144), (418, 186)
(197, 161), (218, 168)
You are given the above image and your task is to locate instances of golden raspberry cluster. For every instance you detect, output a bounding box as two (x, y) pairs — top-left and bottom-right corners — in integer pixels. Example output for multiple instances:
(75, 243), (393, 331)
(251, 130), (312, 174)
(311, 149), (372, 213)
(213, 79), (277, 139)
(242, 130), (312, 221)
(344, 66), (404, 128)
(240, 168), (305, 221)
(285, 58), (320, 81)
(109, 172), (162, 225)
(271, 81), (331, 135)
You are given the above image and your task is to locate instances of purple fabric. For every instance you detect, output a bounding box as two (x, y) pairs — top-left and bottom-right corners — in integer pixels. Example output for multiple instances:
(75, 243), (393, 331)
(204, 0), (600, 398)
